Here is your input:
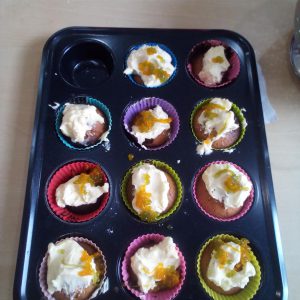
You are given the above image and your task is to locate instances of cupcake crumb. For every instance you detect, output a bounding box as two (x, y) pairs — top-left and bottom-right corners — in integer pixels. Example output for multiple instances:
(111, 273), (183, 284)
(177, 160), (181, 164)
(223, 148), (235, 154)
(128, 153), (134, 161)
(106, 228), (114, 235)
(48, 102), (60, 110)
(167, 224), (173, 230)
(241, 107), (247, 112)
(103, 140), (111, 151)
(54, 72), (58, 76)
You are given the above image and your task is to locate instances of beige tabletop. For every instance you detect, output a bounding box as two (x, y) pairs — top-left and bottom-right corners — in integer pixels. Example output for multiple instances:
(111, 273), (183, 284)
(0, 0), (299, 299)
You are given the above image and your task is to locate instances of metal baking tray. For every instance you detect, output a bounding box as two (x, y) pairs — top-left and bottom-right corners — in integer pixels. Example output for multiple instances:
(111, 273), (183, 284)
(13, 27), (288, 299)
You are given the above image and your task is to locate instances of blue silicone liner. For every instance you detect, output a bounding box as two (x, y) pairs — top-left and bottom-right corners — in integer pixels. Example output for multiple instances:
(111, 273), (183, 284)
(55, 96), (112, 150)
(124, 42), (178, 88)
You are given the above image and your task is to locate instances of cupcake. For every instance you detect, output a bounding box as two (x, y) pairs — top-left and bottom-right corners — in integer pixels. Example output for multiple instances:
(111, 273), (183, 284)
(193, 161), (254, 221)
(191, 98), (246, 155)
(124, 44), (176, 88)
(39, 237), (106, 300)
(121, 234), (186, 300)
(187, 40), (240, 88)
(47, 161), (110, 223)
(198, 234), (261, 299)
(123, 97), (179, 150)
(56, 96), (112, 150)
(121, 160), (182, 222)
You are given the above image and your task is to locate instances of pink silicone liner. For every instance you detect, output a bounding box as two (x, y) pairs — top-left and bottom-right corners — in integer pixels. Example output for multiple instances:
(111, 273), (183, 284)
(193, 160), (254, 222)
(47, 161), (110, 223)
(121, 233), (186, 300)
(38, 236), (107, 300)
(187, 39), (240, 88)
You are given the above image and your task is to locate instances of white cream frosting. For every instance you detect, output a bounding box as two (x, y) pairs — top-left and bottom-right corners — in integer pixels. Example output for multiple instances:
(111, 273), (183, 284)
(131, 237), (180, 293)
(131, 163), (170, 214)
(202, 163), (252, 209)
(198, 45), (230, 85)
(207, 241), (256, 291)
(55, 175), (109, 208)
(130, 105), (171, 147)
(47, 239), (97, 296)
(124, 45), (175, 87)
(60, 104), (107, 144)
(196, 98), (240, 156)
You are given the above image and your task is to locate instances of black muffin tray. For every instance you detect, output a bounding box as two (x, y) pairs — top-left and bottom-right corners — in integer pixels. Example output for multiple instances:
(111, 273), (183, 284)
(14, 27), (288, 300)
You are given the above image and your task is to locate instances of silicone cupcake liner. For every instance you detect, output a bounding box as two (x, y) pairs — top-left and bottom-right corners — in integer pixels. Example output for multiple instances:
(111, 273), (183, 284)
(124, 42), (177, 88)
(121, 160), (183, 223)
(197, 234), (261, 300)
(187, 39), (240, 88)
(55, 96), (112, 150)
(193, 161), (254, 222)
(121, 233), (186, 300)
(190, 98), (246, 152)
(47, 161), (110, 223)
(123, 97), (180, 150)
(39, 236), (107, 300)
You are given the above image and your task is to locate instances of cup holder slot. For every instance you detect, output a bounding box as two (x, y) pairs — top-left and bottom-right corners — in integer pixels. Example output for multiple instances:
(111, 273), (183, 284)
(59, 40), (114, 88)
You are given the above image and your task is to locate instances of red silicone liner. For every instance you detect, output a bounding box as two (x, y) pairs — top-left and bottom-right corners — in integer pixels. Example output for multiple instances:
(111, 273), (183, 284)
(121, 233), (186, 300)
(193, 160), (254, 222)
(47, 161), (110, 223)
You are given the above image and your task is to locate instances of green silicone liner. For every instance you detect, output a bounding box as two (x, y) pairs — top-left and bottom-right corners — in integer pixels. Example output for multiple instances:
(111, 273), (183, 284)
(121, 160), (183, 223)
(197, 234), (261, 300)
(190, 98), (246, 151)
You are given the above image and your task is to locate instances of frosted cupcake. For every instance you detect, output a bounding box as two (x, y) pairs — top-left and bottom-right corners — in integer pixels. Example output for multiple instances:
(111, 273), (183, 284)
(123, 97), (180, 150)
(56, 97), (112, 150)
(198, 234), (261, 299)
(124, 44), (176, 88)
(47, 161), (110, 223)
(39, 237), (106, 300)
(121, 160), (182, 222)
(191, 98), (246, 155)
(193, 161), (254, 221)
(187, 40), (240, 88)
(121, 234), (186, 299)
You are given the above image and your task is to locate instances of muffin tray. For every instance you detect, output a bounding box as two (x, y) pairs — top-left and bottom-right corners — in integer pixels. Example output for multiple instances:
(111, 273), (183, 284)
(14, 27), (287, 299)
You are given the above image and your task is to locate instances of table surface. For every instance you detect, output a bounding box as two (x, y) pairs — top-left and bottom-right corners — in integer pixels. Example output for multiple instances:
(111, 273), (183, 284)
(0, 1), (299, 299)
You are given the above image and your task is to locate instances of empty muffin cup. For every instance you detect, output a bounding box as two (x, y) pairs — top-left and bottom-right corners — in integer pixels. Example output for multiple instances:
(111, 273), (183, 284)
(187, 39), (240, 88)
(59, 40), (114, 88)
(47, 161), (110, 223)
(123, 97), (180, 150)
(56, 96), (112, 150)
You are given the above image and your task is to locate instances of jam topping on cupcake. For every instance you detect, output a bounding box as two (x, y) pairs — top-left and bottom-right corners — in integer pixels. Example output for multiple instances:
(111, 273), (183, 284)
(46, 239), (103, 299)
(55, 167), (109, 208)
(124, 45), (175, 87)
(199, 46), (230, 86)
(193, 98), (245, 155)
(130, 105), (172, 148)
(60, 104), (109, 145)
(202, 163), (252, 209)
(130, 237), (180, 293)
(206, 239), (256, 292)
(131, 163), (171, 221)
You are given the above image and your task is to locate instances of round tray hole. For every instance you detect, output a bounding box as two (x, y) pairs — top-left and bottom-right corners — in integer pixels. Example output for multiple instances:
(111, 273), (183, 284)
(59, 40), (114, 88)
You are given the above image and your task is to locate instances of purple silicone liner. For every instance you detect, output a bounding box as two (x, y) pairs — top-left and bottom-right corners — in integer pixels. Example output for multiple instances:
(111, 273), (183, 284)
(39, 237), (107, 300)
(121, 233), (186, 300)
(187, 39), (240, 88)
(123, 97), (180, 150)
(192, 161), (254, 222)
